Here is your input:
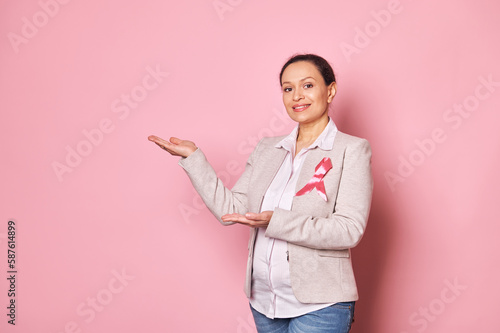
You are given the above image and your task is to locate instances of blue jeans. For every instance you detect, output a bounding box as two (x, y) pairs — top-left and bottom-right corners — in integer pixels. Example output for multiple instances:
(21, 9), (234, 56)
(250, 302), (355, 333)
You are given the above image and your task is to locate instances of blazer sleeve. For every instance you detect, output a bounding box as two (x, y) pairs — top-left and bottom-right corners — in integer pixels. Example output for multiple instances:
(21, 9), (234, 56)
(265, 138), (373, 249)
(177, 140), (263, 226)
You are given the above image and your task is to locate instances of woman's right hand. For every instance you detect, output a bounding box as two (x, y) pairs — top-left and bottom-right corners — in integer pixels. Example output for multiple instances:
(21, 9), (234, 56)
(148, 135), (197, 158)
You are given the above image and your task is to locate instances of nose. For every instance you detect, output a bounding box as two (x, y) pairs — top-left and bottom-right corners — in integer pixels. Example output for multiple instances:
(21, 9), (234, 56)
(293, 88), (303, 101)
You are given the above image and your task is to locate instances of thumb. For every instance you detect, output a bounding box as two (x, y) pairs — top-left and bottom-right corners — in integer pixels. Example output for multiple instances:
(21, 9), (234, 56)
(170, 137), (182, 144)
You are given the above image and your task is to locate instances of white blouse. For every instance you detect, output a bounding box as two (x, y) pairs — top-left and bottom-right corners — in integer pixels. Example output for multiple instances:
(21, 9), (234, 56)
(249, 117), (338, 319)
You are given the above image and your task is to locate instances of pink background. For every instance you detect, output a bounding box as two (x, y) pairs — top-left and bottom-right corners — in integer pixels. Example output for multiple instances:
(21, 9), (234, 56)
(1, 0), (499, 332)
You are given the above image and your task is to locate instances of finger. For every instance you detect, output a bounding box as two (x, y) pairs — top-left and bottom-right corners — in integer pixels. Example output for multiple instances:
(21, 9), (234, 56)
(154, 142), (180, 155)
(238, 219), (256, 224)
(170, 137), (183, 144)
(245, 212), (270, 221)
(221, 213), (246, 219)
(223, 216), (244, 222)
(150, 136), (175, 148)
(233, 220), (267, 228)
(149, 136), (183, 155)
(154, 141), (173, 151)
(223, 213), (268, 225)
(148, 135), (159, 142)
(222, 212), (270, 226)
(221, 215), (257, 224)
(148, 135), (169, 144)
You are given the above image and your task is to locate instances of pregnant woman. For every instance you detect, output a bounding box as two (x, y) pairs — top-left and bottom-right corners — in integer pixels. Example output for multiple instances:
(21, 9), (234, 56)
(148, 54), (373, 333)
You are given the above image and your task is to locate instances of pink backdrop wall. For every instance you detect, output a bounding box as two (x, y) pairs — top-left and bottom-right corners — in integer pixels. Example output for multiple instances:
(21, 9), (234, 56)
(1, 0), (499, 332)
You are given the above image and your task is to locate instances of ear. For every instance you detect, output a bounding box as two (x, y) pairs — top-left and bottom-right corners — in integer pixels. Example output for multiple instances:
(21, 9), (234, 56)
(327, 82), (337, 103)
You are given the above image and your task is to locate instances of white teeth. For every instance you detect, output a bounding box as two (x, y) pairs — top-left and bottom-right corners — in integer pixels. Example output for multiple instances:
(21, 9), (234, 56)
(293, 105), (309, 110)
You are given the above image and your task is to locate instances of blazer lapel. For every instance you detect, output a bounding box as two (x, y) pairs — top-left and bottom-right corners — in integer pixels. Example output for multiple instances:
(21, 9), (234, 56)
(254, 147), (288, 202)
(294, 134), (347, 194)
(295, 148), (330, 193)
(247, 146), (288, 254)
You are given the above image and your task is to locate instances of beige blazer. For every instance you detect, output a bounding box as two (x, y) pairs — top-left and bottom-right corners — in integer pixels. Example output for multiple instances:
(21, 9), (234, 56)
(178, 131), (373, 304)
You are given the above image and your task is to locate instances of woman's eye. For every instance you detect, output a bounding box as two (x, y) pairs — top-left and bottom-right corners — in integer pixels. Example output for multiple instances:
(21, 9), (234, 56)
(283, 87), (292, 92)
(304, 83), (313, 89)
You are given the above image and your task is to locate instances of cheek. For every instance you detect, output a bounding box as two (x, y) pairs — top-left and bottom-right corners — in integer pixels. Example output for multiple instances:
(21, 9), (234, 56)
(282, 94), (292, 107)
(308, 90), (327, 105)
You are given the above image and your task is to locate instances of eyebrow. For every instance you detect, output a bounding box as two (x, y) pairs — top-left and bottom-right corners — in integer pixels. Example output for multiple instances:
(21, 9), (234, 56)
(281, 76), (316, 85)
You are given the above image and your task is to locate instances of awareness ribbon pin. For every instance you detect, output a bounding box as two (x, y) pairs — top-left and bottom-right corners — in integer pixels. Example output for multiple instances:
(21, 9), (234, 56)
(295, 157), (332, 201)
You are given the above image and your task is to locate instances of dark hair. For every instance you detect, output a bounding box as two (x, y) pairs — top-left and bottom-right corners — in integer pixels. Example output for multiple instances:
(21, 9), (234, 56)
(279, 54), (336, 86)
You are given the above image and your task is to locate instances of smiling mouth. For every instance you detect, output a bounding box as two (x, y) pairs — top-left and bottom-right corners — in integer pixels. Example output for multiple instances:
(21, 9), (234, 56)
(292, 104), (311, 112)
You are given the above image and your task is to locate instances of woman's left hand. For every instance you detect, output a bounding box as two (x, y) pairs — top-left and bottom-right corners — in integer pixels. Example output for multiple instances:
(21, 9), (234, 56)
(221, 211), (273, 228)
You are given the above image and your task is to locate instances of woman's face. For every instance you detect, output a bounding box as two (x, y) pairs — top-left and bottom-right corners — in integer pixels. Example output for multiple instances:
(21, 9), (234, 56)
(280, 61), (336, 126)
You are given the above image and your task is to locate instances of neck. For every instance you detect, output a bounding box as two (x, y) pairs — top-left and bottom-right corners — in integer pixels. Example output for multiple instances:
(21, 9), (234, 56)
(297, 115), (329, 143)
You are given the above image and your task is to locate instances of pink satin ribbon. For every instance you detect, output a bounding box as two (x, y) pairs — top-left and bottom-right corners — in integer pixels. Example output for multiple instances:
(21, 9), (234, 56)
(295, 157), (332, 201)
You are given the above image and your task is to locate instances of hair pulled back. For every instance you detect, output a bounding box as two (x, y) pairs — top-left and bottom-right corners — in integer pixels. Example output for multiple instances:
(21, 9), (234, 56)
(279, 54), (336, 86)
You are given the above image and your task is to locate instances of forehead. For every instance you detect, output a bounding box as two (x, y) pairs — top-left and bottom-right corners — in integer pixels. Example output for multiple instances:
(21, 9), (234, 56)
(281, 61), (322, 83)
